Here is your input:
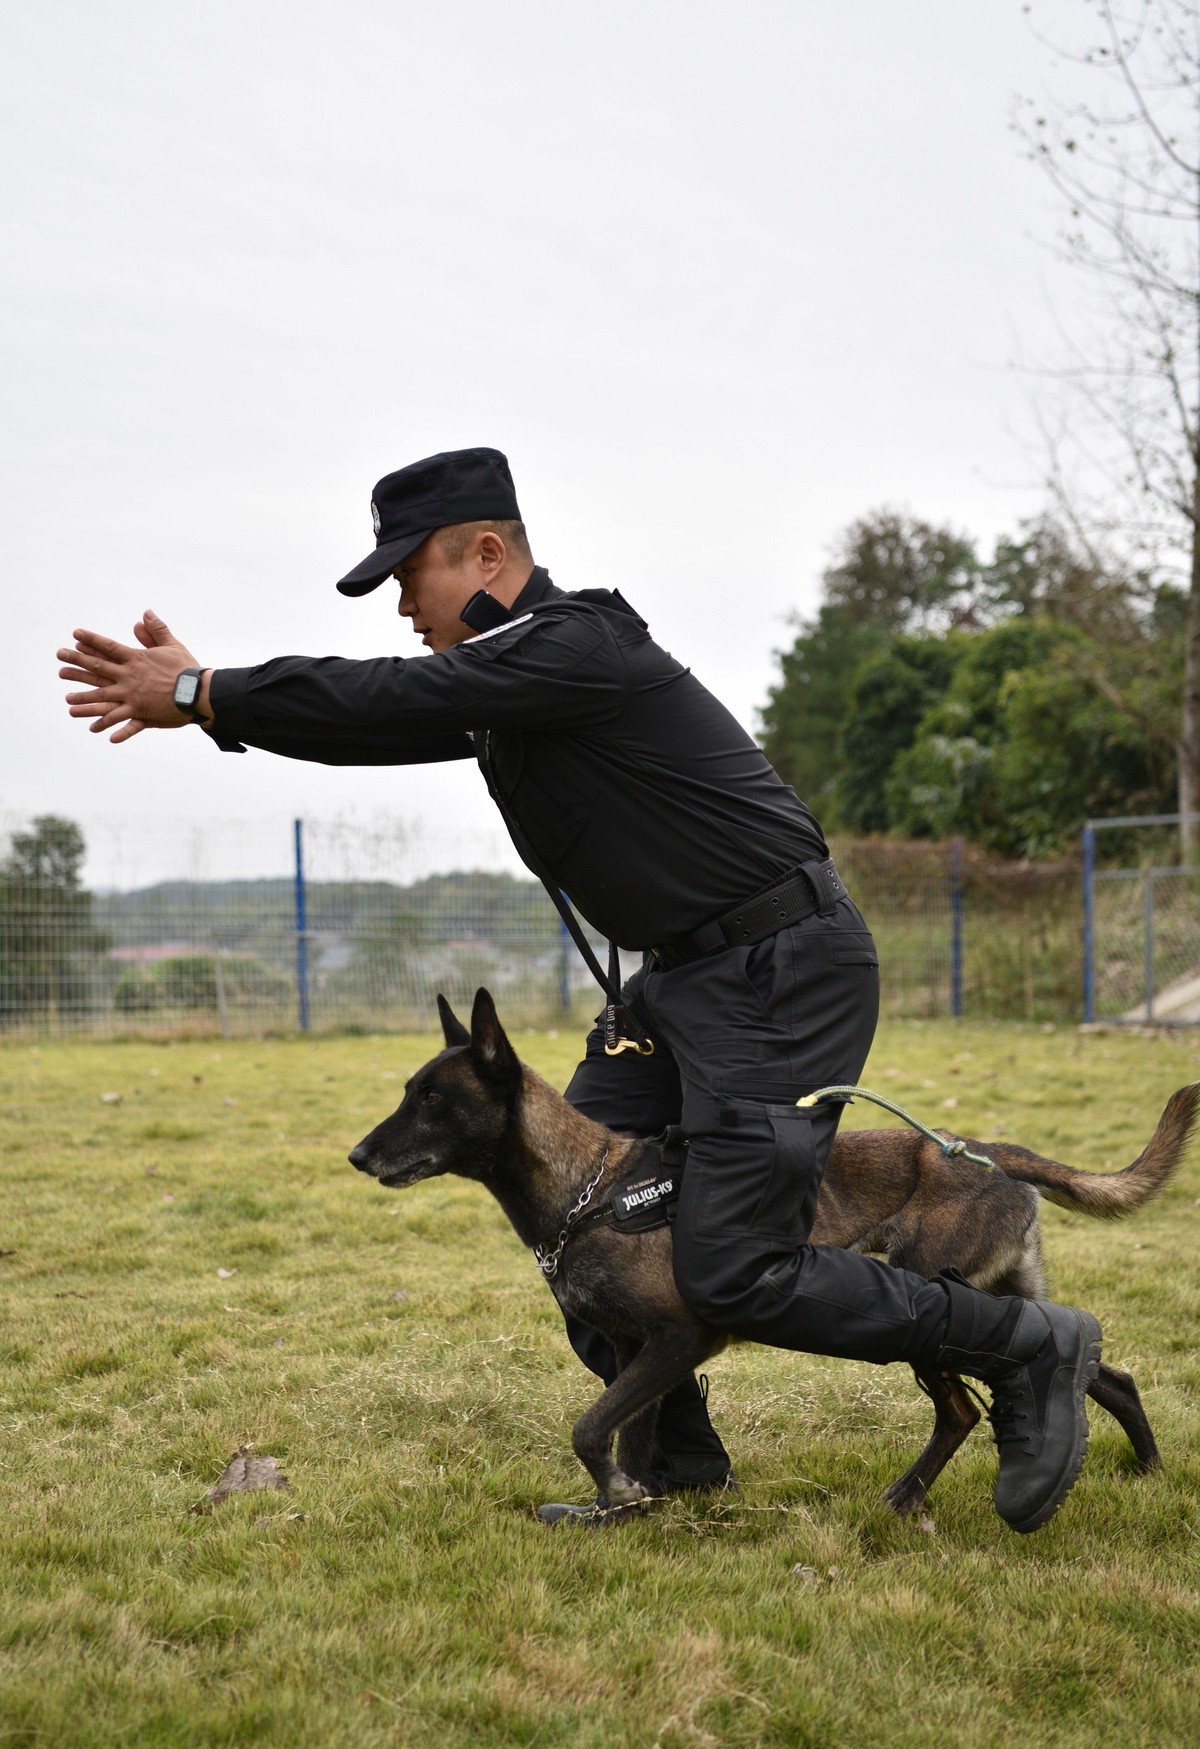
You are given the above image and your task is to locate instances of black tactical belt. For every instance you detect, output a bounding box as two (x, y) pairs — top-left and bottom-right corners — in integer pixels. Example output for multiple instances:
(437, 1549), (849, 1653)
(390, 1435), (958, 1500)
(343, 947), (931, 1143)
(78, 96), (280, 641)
(650, 857), (848, 971)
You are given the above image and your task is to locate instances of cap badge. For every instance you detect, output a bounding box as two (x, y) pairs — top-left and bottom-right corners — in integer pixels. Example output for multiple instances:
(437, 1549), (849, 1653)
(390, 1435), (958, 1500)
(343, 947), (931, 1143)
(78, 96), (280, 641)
(371, 499), (382, 537)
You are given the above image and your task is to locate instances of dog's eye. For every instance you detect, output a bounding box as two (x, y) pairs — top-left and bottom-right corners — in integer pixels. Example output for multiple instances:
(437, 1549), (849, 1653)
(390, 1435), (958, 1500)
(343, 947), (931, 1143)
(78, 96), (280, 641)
(423, 1090), (442, 1106)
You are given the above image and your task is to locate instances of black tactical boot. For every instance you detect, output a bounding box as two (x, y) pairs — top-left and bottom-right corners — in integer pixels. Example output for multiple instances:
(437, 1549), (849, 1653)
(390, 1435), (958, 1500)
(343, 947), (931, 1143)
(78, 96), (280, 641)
(936, 1272), (1102, 1534)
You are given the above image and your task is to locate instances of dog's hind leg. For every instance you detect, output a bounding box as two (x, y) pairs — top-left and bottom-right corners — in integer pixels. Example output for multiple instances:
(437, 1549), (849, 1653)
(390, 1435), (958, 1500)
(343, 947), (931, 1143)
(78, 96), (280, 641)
(883, 1368), (981, 1518)
(571, 1322), (724, 1508)
(1088, 1362), (1162, 1473)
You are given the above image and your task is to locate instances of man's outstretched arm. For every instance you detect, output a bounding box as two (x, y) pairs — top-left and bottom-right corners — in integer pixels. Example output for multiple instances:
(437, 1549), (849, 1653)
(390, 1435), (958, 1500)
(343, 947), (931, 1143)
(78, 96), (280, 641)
(57, 610), (476, 766)
(60, 601), (621, 750)
(58, 610), (213, 742)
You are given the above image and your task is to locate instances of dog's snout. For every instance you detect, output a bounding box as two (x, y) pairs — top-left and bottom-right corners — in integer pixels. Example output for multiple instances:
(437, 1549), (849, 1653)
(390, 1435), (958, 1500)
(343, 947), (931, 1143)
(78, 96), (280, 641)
(348, 1143), (372, 1173)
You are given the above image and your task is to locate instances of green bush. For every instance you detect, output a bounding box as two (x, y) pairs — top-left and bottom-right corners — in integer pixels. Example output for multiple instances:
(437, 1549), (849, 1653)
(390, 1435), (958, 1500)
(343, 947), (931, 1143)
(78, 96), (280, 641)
(113, 955), (293, 1012)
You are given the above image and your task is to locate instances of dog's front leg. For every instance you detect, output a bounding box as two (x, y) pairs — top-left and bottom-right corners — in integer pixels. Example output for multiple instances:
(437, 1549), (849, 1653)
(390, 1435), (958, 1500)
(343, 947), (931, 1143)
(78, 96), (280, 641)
(571, 1322), (724, 1508)
(611, 1343), (660, 1496)
(884, 1367), (981, 1517)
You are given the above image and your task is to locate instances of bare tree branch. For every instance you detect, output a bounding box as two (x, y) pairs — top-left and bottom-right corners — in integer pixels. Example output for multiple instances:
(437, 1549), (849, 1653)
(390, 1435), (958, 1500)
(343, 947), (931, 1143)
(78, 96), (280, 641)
(1019, 0), (1200, 856)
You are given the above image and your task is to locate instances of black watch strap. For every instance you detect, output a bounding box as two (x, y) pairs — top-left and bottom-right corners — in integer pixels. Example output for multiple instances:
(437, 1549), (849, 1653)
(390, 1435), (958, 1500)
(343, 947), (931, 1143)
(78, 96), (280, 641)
(172, 665), (207, 722)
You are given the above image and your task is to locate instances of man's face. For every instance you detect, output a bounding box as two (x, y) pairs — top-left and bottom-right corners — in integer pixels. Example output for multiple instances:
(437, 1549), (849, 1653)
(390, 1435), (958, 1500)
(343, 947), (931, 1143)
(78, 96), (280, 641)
(393, 536), (476, 653)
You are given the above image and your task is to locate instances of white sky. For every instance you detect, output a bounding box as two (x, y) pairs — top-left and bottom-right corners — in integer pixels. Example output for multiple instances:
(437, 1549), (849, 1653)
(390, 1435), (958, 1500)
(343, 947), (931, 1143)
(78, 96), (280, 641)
(2, 0), (1080, 886)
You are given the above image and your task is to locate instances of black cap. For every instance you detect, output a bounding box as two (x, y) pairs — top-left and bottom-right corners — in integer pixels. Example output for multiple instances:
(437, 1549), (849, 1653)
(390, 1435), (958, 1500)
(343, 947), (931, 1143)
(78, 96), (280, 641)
(336, 447), (521, 596)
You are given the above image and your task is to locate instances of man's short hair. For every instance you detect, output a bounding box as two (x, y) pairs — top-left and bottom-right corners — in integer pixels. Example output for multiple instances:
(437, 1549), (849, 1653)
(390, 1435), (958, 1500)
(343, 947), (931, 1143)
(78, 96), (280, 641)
(436, 519), (532, 567)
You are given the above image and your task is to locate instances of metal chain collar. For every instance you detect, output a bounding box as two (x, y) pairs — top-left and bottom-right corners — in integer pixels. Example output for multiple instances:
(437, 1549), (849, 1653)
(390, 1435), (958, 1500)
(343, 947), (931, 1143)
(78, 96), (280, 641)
(534, 1149), (610, 1281)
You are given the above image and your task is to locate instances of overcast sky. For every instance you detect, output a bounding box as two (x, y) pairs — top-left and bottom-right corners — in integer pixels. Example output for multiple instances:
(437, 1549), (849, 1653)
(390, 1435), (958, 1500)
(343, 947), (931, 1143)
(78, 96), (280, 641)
(3, 0), (1081, 886)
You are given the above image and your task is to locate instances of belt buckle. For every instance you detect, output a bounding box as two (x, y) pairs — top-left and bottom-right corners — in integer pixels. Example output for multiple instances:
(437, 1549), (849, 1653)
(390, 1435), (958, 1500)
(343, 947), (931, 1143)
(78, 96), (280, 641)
(800, 858), (843, 916)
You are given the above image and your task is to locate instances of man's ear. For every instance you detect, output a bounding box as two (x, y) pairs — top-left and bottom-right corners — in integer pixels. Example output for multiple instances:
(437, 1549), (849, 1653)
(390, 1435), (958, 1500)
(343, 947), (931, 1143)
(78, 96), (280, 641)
(437, 993), (471, 1048)
(469, 987), (520, 1085)
(476, 529), (506, 581)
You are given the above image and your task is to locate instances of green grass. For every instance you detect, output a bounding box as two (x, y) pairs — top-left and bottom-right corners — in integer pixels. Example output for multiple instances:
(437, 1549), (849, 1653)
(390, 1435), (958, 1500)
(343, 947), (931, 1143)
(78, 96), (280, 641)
(2, 1020), (1199, 1747)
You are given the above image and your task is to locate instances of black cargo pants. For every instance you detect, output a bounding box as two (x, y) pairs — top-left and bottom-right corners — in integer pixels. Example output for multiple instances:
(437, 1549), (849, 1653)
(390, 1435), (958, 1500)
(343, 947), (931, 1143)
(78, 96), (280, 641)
(562, 899), (952, 1488)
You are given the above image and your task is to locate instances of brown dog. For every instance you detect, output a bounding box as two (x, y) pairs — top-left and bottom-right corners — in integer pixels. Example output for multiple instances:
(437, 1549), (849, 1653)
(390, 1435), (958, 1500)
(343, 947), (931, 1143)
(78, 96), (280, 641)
(350, 989), (1196, 1517)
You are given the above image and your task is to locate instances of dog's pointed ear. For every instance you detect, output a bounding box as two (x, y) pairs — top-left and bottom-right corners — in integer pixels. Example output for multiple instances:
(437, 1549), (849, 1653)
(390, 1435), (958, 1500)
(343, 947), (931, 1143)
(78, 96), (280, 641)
(469, 987), (519, 1086)
(437, 993), (471, 1049)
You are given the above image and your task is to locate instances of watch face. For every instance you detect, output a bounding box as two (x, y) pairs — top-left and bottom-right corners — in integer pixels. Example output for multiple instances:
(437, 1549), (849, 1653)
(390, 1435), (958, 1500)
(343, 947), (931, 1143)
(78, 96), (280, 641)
(174, 672), (200, 709)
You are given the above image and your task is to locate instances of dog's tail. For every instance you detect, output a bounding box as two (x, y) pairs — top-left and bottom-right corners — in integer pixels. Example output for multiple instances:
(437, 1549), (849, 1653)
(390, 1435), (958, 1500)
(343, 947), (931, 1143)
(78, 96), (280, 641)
(987, 1082), (1200, 1218)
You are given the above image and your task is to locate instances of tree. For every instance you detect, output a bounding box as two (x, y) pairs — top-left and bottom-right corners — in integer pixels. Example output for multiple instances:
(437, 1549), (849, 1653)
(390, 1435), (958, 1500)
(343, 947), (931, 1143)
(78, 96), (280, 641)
(820, 510), (985, 633)
(990, 643), (1177, 852)
(759, 602), (886, 820)
(759, 511), (983, 821)
(886, 619), (1178, 855)
(762, 501), (1184, 847)
(986, 516), (1142, 634)
(0, 816), (110, 1020)
(1016, 0), (1200, 854)
(837, 638), (959, 833)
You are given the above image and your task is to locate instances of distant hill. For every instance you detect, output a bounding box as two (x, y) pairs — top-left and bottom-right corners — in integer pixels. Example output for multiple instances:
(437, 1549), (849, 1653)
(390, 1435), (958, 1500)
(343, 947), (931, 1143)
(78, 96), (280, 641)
(92, 869), (561, 950)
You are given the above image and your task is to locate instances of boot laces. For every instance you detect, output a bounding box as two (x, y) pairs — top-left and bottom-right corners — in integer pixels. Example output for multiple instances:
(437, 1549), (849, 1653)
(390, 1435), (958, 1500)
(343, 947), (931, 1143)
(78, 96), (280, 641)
(980, 1371), (1034, 1453)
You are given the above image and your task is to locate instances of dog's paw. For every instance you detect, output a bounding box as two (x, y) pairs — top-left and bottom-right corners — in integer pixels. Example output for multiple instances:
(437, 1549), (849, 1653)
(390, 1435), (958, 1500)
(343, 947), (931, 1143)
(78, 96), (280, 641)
(605, 1472), (651, 1508)
(882, 1476), (927, 1518)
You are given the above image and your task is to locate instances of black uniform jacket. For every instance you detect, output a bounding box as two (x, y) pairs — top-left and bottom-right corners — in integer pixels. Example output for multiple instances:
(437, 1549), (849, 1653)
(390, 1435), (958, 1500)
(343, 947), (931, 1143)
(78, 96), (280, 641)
(207, 568), (827, 947)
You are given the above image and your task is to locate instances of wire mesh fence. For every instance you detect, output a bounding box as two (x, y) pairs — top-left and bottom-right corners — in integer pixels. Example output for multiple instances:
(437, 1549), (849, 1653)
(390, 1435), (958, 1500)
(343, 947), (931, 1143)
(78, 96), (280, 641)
(1088, 862), (1200, 1024)
(0, 811), (1143, 1040)
(0, 811), (596, 1040)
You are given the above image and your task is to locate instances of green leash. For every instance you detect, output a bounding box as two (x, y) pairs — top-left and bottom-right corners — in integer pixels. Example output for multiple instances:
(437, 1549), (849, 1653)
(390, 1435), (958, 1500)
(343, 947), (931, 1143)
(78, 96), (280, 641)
(796, 1084), (997, 1171)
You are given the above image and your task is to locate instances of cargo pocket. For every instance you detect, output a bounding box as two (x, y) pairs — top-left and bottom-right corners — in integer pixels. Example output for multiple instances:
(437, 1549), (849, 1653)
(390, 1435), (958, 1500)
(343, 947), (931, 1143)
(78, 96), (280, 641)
(749, 1102), (821, 1239)
(829, 930), (879, 966)
(684, 1092), (820, 1244)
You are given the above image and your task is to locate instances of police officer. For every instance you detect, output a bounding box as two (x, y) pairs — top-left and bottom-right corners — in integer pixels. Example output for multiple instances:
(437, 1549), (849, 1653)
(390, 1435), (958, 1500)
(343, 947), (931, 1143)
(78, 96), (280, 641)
(59, 447), (1103, 1534)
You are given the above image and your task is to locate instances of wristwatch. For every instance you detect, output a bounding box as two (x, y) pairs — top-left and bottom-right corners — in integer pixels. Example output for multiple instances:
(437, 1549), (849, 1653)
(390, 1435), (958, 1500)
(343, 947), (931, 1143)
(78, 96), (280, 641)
(172, 666), (207, 722)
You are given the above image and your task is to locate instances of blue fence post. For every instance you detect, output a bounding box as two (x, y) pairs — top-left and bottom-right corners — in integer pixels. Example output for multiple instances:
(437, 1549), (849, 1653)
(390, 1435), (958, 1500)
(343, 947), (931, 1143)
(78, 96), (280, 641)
(1142, 868), (1156, 1024)
(949, 836), (964, 1019)
(1081, 824), (1096, 1024)
(293, 818), (311, 1034)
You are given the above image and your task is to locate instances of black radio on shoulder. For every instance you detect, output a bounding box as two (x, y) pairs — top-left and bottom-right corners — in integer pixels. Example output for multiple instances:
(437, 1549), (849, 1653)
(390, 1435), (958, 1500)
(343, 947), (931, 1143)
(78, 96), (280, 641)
(460, 590), (514, 634)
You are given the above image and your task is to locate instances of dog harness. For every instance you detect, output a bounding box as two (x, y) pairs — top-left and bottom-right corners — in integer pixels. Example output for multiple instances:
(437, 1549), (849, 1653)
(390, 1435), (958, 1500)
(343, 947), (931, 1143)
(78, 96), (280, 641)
(534, 1128), (687, 1280)
(581, 1126), (688, 1233)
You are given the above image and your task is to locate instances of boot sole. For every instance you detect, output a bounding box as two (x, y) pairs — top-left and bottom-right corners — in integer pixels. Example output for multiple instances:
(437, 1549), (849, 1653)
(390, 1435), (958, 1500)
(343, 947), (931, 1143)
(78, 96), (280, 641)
(1005, 1312), (1103, 1534)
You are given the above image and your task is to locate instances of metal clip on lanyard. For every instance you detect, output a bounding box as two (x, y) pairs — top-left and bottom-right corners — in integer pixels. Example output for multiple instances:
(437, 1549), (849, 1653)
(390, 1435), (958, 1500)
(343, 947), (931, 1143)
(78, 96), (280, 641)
(602, 940), (655, 1057)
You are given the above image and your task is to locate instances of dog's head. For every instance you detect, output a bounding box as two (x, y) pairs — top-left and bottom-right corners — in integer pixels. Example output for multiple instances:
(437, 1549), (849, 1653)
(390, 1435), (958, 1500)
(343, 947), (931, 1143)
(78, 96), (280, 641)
(348, 988), (521, 1190)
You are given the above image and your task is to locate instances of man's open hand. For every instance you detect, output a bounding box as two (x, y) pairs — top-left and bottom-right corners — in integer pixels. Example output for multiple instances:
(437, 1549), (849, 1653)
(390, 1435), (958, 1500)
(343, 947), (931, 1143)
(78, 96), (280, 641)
(57, 610), (208, 743)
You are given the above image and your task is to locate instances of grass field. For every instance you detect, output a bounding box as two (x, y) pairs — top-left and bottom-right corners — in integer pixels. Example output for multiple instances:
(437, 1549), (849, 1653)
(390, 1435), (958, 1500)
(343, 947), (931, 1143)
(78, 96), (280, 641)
(2, 1018), (1199, 1747)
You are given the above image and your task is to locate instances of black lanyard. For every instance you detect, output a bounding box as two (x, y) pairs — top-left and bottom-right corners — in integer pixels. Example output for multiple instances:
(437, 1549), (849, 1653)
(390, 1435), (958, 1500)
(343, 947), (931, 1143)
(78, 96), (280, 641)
(478, 731), (655, 1057)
